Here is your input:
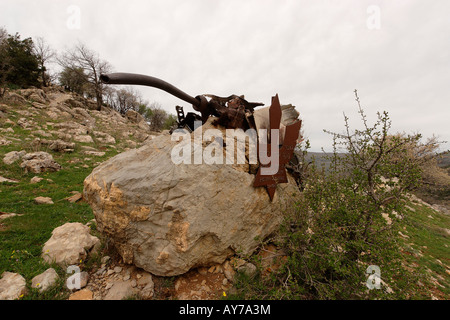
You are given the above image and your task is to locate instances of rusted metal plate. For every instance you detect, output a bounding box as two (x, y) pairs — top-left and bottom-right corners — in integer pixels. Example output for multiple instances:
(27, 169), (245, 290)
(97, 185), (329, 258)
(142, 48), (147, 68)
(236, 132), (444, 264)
(253, 95), (302, 200)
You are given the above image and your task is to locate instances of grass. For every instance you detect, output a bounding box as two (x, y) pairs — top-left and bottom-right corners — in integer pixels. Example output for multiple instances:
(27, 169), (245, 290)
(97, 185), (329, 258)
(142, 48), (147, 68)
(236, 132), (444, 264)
(400, 201), (450, 298)
(0, 98), (139, 299)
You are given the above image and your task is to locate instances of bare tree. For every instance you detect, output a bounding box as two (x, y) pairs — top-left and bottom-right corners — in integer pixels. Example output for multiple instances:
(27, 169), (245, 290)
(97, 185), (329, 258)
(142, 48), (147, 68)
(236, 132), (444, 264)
(113, 87), (142, 114)
(0, 27), (7, 43)
(58, 42), (112, 110)
(33, 36), (55, 87)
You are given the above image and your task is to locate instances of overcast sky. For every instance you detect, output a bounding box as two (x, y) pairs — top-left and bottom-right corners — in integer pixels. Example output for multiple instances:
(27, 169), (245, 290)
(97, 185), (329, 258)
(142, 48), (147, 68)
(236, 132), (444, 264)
(1, 0), (449, 152)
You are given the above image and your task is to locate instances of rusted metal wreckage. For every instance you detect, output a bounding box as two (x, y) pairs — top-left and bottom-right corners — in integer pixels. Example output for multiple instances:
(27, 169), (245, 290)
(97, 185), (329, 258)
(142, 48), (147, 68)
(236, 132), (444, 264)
(100, 73), (303, 200)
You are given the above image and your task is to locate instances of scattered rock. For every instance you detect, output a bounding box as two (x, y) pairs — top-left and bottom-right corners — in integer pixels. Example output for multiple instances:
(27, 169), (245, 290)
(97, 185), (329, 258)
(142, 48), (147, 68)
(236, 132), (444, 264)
(37, 139), (75, 153)
(381, 213), (392, 225)
(3, 150), (26, 165)
(93, 131), (116, 144)
(0, 272), (27, 300)
(398, 231), (410, 239)
(0, 212), (22, 221)
(3, 92), (27, 105)
(83, 150), (105, 157)
(0, 137), (12, 146)
(34, 197), (54, 205)
(31, 268), (59, 292)
(20, 152), (61, 173)
(30, 176), (44, 184)
(103, 280), (137, 300)
(65, 192), (82, 203)
(42, 222), (101, 266)
(74, 135), (94, 143)
(237, 262), (258, 278)
(0, 176), (19, 184)
(68, 288), (93, 300)
(101, 256), (111, 264)
(140, 281), (155, 300)
(222, 261), (236, 282)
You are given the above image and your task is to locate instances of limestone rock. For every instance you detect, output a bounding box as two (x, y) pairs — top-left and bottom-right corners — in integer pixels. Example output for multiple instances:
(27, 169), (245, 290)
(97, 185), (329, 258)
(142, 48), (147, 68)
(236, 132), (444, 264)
(237, 262), (258, 278)
(66, 192), (82, 203)
(125, 109), (145, 124)
(69, 288), (93, 300)
(41, 139), (75, 152)
(103, 280), (137, 300)
(34, 196), (54, 205)
(20, 152), (61, 173)
(30, 176), (44, 184)
(74, 135), (94, 143)
(0, 176), (19, 184)
(31, 268), (59, 292)
(42, 222), (101, 266)
(93, 131), (116, 144)
(0, 137), (12, 146)
(0, 272), (27, 300)
(125, 110), (149, 131)
(3, 92), (27, 105)
(83, 121), (299, 276)
(83, 150), (105, 157)
(3, 150), (26, 165)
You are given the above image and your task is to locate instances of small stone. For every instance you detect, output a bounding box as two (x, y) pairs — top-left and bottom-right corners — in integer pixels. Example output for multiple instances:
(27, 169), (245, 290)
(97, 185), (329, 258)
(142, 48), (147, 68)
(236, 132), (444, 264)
(0, 272), (27, 300)
(96, 267), (105, 276)
(69, 289), (93, 300)
(222, 278), (228, 286)
(107, 269), (115, 276)
(197, 267), (208, 276)
(66, 192), (82, 203)
(114, 266), (123, 273)
(31, 268), (59, 292)
(237, 263), (258, 278)
(101, 256), (110, 264)
(34, 197), (54, 205)
(30, 176), (44, 184)
(0, 176), (19, 184)
(104, 281), (137, 300)
(140, 281), (155, 300)
(79, 271), (89, 289)
(136, 273), (153, 287)
(3, 150), (26, 165)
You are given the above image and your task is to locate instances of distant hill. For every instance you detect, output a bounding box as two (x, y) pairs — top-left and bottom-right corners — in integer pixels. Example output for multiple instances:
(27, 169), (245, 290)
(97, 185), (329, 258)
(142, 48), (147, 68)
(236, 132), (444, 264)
(438, 152), (450, 169)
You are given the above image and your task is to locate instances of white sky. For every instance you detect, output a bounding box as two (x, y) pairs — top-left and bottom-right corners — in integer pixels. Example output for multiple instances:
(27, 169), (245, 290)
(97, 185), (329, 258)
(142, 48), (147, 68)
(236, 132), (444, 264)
(1, 0), (449, 152)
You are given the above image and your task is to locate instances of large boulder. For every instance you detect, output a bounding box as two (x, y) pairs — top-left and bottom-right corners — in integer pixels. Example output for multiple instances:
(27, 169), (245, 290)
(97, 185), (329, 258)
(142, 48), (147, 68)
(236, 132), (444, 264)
(83, 120), (299, 276)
